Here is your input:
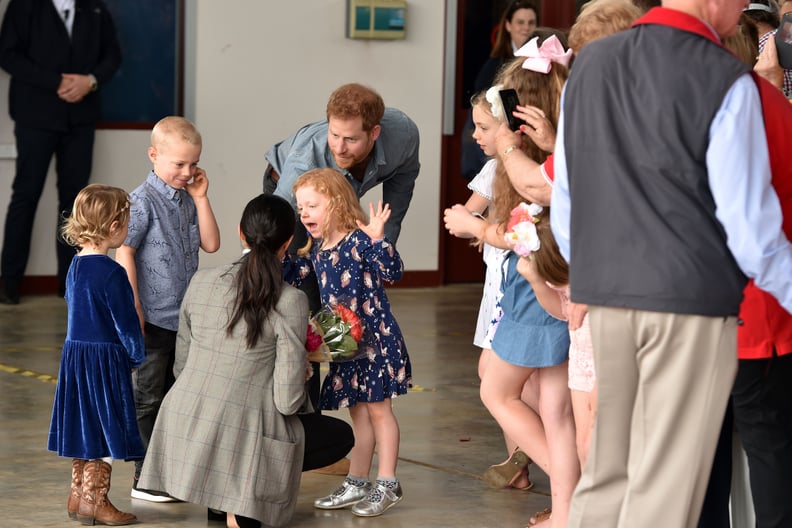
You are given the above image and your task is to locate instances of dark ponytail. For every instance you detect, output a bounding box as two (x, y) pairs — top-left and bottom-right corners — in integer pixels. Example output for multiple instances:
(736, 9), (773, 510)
(226, 194), (296, 348)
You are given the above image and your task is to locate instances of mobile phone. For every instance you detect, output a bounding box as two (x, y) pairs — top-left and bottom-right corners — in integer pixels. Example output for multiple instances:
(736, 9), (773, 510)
(499, 89), (526, 132)
(776, 12), (792, 69)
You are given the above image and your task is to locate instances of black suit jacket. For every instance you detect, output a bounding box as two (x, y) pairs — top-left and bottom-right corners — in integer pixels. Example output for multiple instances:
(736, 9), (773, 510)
(0, 0), (121, 130)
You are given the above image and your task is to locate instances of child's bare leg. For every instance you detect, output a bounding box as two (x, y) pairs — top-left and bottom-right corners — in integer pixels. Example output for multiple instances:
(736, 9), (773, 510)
(480, 353), (549, 472)
(348, 404), (375, 477)
(538, 363), (580, 528)
(365, 399), (400, 477)
(571, 386), (596, 470)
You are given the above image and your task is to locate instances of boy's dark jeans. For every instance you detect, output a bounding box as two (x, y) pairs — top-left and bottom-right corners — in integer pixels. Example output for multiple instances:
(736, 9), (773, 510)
(133, 322), (177, 475)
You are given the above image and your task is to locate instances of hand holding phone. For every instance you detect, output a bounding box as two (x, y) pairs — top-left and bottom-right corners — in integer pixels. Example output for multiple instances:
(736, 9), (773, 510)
(499, 89), (526, 132)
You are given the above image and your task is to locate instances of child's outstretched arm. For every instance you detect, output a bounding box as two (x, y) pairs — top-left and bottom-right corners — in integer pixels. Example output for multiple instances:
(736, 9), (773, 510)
(186, 167), (221, 253)
(358, 200), (391, 241)
(115, 244), (145, 332)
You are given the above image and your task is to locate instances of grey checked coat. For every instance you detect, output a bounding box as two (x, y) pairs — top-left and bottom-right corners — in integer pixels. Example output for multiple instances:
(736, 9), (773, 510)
(138, 263), (310, 526)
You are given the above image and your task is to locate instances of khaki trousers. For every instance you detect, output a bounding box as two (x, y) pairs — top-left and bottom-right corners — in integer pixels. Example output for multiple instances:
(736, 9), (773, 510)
(567, 307), (737, 528)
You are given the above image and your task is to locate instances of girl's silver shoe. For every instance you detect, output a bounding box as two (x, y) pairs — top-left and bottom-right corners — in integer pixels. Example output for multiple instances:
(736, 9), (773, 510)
(314, 480), (371, 509)
(351, 483), (403, 517)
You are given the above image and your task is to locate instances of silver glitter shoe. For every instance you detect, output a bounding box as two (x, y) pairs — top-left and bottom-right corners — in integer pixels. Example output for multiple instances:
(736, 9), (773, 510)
(313, 480), (371, 510)
(351, 482), (403, 517)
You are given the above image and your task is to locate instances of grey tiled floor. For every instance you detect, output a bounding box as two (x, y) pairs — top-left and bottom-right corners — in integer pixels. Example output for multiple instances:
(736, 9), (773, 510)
(0, 285), (551, 527)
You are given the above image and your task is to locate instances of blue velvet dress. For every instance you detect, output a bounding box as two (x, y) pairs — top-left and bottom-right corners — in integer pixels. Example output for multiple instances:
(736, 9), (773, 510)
(47, 254), (146, 460)
(287, 231), (412, 409)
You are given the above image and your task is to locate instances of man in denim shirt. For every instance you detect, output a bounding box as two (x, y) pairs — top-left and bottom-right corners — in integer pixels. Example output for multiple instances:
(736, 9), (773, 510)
(264, 83), (420, 246)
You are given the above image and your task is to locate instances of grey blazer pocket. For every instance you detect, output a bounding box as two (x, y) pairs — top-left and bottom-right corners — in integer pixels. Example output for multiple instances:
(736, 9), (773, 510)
(253, 435), (300, 503)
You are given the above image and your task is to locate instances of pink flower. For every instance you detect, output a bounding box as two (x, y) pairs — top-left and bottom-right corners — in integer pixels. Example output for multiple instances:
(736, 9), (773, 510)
(504, 203), (543, 257)
(306, 324), (323, 353)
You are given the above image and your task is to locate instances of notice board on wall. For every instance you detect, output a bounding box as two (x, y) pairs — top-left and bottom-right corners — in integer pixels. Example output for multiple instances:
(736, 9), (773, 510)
(99, 0), (182, 128)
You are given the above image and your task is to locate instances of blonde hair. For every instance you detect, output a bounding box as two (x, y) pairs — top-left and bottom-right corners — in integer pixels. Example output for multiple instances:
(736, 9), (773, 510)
(150, 116), (202, 152)
(568, 0), (641, 53)
(293, 168), (367, 255)
(61, 184), (130, 247)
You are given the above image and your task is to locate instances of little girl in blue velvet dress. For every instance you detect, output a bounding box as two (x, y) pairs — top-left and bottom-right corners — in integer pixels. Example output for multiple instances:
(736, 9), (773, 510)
(47, 184), (145, 526)
(287, 168), (411, 518)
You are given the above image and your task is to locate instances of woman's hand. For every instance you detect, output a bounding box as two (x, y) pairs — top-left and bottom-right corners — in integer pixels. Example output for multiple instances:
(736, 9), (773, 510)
(516, 105), (556, 152)
(358, 200), (391, 241)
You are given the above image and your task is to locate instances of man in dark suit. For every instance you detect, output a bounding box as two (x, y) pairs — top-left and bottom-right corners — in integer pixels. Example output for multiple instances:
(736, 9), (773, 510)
(0, 0), (121, 304)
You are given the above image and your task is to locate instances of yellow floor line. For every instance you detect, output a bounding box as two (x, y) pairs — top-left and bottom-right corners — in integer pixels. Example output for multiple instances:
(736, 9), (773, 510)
(0, 362), (57, 384)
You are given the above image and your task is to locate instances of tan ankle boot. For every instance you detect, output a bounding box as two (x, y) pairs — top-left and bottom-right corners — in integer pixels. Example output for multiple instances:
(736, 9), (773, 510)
(76, 460), (136, 526)
(68, 459), (86, 519)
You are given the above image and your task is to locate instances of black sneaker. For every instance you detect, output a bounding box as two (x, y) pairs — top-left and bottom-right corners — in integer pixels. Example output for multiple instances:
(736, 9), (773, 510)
(131, 475), (179, 503)
(0, 286), (19, 305)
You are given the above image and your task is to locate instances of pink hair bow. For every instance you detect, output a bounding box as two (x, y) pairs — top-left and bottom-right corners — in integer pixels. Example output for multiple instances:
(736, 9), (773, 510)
(515, 35), (572, 74)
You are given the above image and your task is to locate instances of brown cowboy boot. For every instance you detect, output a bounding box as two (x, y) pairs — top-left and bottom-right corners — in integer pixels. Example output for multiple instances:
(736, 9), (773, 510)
(68, 458), (86, 519)
(76, 460), (136, 526)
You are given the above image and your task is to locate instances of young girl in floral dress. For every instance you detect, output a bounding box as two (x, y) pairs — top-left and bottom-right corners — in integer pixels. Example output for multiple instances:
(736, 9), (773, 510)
(289, 168), (411, 517)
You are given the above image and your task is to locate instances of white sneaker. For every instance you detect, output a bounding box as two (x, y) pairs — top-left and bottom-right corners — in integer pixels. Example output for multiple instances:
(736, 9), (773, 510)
(131, 479), (179, 503)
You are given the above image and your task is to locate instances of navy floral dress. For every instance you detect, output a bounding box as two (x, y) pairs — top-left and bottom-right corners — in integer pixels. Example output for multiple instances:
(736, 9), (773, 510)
(288, 230), (412, 409)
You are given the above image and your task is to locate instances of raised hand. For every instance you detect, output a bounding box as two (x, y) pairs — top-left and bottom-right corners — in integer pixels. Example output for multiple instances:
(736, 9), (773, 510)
(516, 105), (556, 152)
(358, 200), (391, 241)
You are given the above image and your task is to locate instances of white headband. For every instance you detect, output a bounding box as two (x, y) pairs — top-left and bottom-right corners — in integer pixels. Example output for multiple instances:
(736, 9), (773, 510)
(744, 3), (774, 13)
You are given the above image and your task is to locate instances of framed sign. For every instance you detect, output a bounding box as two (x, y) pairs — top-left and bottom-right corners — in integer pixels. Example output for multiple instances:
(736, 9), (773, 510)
(98, 0), (183, 129)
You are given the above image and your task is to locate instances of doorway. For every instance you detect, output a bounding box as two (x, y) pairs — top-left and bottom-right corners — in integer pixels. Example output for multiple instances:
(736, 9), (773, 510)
(440, 0), (578, 284)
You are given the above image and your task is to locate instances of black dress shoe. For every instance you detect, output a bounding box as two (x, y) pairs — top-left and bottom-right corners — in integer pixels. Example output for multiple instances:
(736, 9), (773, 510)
(208, 508), (226, 522)
(0, 287), (19, 305)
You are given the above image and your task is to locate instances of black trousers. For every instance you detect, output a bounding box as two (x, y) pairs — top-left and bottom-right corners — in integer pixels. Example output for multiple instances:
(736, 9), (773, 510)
(133, 323), (177, 475)
(697, 402), (733, 528)
(298, 412), (354, 471)
(1, 124), (95, 293)
(732, 352), (792, 528)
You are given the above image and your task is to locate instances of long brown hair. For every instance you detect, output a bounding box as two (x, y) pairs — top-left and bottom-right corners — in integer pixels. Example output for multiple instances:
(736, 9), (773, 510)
(491, 1), (540, 59)
(531, 208), (569, 286)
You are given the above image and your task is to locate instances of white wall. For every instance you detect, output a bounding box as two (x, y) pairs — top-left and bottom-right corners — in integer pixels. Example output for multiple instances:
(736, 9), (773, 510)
(0, 0), (445, 276)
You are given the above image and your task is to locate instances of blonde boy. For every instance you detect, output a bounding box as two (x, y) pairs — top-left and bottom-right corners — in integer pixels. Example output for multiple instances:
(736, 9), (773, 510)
(116, 116), (220, 502)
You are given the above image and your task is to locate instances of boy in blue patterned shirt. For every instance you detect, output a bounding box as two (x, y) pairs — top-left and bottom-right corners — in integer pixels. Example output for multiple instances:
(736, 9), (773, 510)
(116, 116), (220, 502)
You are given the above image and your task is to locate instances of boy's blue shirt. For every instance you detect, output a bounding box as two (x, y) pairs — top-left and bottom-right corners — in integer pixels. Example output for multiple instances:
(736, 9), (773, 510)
(124, 170), (199, 331)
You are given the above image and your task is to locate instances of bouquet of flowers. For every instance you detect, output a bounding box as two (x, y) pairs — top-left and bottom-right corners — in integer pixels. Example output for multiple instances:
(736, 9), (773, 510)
(504, 202), (543, 257)
(305, 303), (369, 362)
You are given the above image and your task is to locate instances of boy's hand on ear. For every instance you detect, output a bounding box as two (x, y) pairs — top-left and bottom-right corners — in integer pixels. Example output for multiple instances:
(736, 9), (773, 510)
(358, 200), (391, 241)
(186, 167), (209, 199)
